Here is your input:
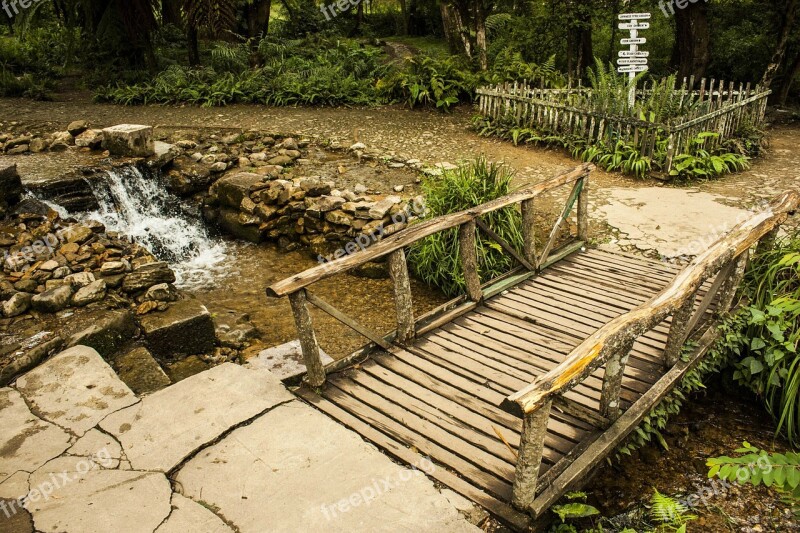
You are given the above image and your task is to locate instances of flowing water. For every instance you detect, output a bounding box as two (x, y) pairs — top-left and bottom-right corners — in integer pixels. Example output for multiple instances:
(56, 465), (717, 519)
(85, 165), (228, 289)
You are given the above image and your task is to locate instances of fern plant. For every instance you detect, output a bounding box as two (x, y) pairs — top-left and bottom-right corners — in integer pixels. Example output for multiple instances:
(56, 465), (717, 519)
(649, 489), (697, 532)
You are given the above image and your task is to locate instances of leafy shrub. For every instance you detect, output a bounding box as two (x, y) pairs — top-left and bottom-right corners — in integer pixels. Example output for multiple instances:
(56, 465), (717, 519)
(575, 140), (653, 179)
(408, 158), (523, 297)
(730, 232), (800, 447)
(377, 55), (478, 111)
(669, 133), (750, 179)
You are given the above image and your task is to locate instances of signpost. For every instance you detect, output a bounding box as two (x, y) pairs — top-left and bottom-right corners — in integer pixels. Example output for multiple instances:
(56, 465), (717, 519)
(618, 12), (650, 108)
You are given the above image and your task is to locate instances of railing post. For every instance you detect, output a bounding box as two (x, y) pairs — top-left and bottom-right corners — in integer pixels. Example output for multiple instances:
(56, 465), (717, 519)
(522, 198), (537, 267)
(600, 339), (634, 420)
(512, 399), (552, 510)
(459, 220), (483, 302)
(663, 289), (699, 368)
(388, 248), (415, 344)
(665, 130), (676, 173)
(756, 227), (780, 255)
(577, 175), (589, 242)
(716, 251), (750, 315)
(288, 289), (326, 387)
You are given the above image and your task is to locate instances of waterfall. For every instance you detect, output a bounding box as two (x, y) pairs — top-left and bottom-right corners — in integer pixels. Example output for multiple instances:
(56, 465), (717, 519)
(85, 165), (228, 289)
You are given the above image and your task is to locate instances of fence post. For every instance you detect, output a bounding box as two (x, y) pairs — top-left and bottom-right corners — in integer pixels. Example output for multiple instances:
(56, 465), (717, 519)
(288, 289), (326, 387)
(577, 175), (589, 242)
(388, 248), (415, 344)
(522, 199), (537, 267)
(600, 339), (635, 420)
(512, 399), (553, 510)
(459, 220), (483, 302)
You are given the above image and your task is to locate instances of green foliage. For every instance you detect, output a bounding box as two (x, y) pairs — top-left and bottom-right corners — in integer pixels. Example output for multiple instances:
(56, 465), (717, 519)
(669, 133), (750, 179)
(575, 140), (653, 180)
(708, 442), (800, 514)
(730, 232), (800, 447)
(408, 158), (523, 297)
(377, 55), (477, 111)
(649, 489), (696, 531)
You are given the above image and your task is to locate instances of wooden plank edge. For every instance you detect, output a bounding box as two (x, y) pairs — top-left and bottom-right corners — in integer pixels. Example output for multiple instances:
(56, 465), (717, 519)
(295, 386), (532, 531)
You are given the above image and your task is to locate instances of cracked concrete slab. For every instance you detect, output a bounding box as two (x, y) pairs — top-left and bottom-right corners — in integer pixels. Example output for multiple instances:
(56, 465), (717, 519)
(99, 363), (294, 472)
(0, 471), (30, 499)
(176, 401), (480, 533)
(596, 188), (751, 258)
(24, 469), (171, 533)
(66, 429), (123, 469)
(0, 388), (70, 484)
(155, 493), (233, 533)
(14, 346), (138, 437)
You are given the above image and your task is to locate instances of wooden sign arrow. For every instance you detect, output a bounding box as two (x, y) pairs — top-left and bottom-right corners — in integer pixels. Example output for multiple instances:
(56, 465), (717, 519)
(619, 22), (650, 30)
(619, 50), (650, 58)
(621, 38), (646, 45)
(617, 58), (648, 65)
(617, 65), (649, 74)
(618, 13), (651, 20)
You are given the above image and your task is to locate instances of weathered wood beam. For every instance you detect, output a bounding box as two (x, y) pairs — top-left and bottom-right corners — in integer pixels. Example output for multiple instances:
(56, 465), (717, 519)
(476, 218), (536, 271)
(577, 177), (589, 242)
(716, 250), (749, 316)
(288, 289), (326, 387)
(599, 338), (634, 420)
(684, 260), (735, 334)
(388, 248), (415, 344)
(459, 220), (483, 302)
(502, 191), (800, 417)
(512, 399), (552, 510)
(522, 198), (537, 266)
(553, 396), (610, 430)
(537, 179), (584, 269)
(305, 291), (392, 351)
(266, 164), (593, 297)
(663, 288), (698, 368)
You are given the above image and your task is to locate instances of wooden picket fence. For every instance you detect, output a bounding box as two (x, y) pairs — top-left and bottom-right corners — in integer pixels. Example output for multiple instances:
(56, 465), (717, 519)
(476, 77), (771, 172)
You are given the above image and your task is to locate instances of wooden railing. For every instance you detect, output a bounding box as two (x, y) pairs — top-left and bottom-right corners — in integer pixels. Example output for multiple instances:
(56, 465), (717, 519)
(267, 163), (594, 387)
(477, 78), (770, 173)
(501, 190), (800, 512)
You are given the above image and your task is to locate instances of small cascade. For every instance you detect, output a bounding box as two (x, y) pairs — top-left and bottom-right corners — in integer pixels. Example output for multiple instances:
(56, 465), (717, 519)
(85, 165), (227, 289)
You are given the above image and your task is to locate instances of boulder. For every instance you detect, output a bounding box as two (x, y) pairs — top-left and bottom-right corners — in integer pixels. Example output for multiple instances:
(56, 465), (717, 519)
(305, 196), (346, 218)
(217, 208), (263, 243)
(369, 196), (402, 220)
(31, 285), (73, 313)
(101, 124), (155, 157)
(113, 346), (171, 395)
(74, 129), (104, 149)
(143, 283), (177, 302)
(151, 141), (180, 166)
(122, 262), (176, 293)
(66, 310), (138, 358)
(29, 137), (48, 153)
(0, 162), (23, 216)
(72, 279), (107, 306)
(299, 177), (331, 197)
(64, 271), (96, 289)
(139, 299), (217, 360)
(1, 292), (32, 318)
(49, 131), (73, 151)
(210, 172), (264, 209)
(267, 155), (293, 166)
(67, 120), (89, 136)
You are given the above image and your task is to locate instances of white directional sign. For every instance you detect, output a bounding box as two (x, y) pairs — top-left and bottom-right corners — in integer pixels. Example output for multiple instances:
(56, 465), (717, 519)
(618, 13), (651, 20)
(619, 22), (650, 30)
(619, 50), (649, 58)
(617, 65), (648, 74)
(617, 58), (648, 65)
(621, 38), (646, 45)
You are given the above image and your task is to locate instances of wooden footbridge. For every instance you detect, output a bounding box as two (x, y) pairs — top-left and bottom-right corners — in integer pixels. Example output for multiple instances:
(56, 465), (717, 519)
(267, 164), (799, 530)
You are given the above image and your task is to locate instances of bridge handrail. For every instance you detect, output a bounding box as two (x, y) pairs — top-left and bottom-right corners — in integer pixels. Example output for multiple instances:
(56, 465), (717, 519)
(502, 190), (800, 418)
(266, 163), (593, 298)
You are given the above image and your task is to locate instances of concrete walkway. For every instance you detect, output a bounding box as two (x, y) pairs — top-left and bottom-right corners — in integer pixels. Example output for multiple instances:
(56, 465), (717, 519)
(0, 346), (483, 533)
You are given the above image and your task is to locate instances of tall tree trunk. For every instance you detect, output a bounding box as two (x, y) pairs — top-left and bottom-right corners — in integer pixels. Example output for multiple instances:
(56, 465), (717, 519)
(440, 1), (471, 58)
(162, 0), (182, 26)
(247, 0), (272, 38)
(474, 0), (488, 70)
(761, 0), (798, 90)
(399, 0), (409, 35)
(672, 2), (711, 82)
(187, 25), (200, 66)
(778, 50), (800, 104)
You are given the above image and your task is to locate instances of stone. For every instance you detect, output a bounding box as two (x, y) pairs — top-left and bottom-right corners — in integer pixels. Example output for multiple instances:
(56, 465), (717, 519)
(0, 162), (23, 216)
(100, 261), (126, 275)
(280, 137), (299, 150)
(24, 469), (171, 533)
(0, 470), (30, 499)
(354, 183), (368, 194)
(139, 299), (216, 360)
(49, 131), (72, 151)
(2, 292), (32, 318)
(176, 140), (197, 149)
(14, 279), (38, 293)
(38, 259), (59, 272)
(71, 279), (107, 306)
(349, 142), (367, 151)
(74, 129), (104, 149)
(156, 494), (233, 533)
(143, 283), (177, 302)
(60, 224), (93, 244)
(247, 340), (334, 381)
(0, 280), (15, 299)
(67, 428), (123, 468)
(306, 196), (346, 217)
(325, 210), (352, 226)
(5, 135), (30, 149)
(176, 402), (479, 533)
(268, 155), (293, 166)
(66, 310), (138, 358)
(64, 271), (95, 289)
(30, 285), (73, 313)
(101, 124), (155, 157)
(52, 266), (71, 279)
(122, 262), (176, 293)
(150, 141), (180, 167)
(211, 172), (264, 209)
(67, 120), (89, 136)
(217, 208), (264, 243)
(299, 177), (331, 197)
(0, 337), (63, 387)
(394, 185), (405, 192)
(100, 363), (293, 472)
(15, 346), (138, 437)
(0, 388), (71, 483)
(29, 137), (48, 153)
(6, 144), (28, 154)
(369, 196), (402, 220)
(113, 346), (171, 395)
(210, 161), (228, 173)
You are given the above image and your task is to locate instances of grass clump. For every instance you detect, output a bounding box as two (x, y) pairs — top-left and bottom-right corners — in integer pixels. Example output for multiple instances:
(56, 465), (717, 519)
(408, 157), (523, 297)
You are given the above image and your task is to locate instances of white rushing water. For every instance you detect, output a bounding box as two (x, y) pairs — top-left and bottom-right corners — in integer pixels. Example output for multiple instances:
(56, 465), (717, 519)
(85, 165), (228, 289)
